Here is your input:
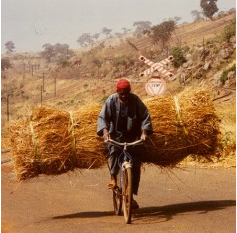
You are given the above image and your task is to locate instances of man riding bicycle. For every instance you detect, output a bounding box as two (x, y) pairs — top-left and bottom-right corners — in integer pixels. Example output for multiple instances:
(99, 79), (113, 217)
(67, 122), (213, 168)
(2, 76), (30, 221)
(97, 78), (153, 209)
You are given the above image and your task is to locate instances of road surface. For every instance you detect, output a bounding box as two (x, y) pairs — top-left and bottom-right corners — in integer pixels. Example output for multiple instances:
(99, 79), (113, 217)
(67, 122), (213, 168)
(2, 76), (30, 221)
(1, 162), (236, 233)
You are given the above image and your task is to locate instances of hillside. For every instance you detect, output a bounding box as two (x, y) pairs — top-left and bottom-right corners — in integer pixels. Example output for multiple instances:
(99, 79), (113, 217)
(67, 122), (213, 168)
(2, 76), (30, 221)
(1, 13), (236, 165)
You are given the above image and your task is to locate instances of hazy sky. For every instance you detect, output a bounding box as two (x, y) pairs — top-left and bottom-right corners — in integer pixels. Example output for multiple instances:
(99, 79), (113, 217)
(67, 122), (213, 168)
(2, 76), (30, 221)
(1, 0), (236, 53)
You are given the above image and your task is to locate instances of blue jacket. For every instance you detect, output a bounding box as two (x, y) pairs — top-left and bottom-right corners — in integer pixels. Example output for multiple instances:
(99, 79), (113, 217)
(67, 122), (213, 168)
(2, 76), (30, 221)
(97, 92), (153, 141)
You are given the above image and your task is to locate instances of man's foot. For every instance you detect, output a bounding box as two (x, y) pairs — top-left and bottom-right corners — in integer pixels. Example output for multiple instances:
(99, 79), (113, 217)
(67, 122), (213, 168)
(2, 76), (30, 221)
(132, 199), (139, 210)
(108, 177), (116, 189)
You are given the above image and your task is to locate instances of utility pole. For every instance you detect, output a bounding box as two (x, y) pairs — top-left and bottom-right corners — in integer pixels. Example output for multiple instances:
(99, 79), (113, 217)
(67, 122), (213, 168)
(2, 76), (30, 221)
(23, 63), (26, 74)
(42, 72), (45, 92)
(6, 95), (9, 122)
(41, 86), (43, 106)
(54, 76), (57, 97)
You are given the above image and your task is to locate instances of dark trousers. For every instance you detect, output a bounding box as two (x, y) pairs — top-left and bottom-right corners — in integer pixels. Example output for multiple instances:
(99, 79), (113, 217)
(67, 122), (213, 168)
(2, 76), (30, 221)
(108, 145), (142, 195)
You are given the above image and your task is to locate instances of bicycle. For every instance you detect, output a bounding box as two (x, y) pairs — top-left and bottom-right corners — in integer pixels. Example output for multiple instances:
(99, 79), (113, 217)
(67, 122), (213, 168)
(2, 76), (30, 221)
(105, 138), (143, 224)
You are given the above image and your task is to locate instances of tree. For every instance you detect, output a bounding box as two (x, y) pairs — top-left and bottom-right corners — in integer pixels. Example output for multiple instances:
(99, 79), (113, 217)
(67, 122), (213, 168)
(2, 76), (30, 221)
(1, 58), (12, 71)
(91, 33), (100, 42)
(191, 10), (203, 21)
(200, 0), (219, 20)
(121, 27), (131, 35)
(77, 33), (94, 47)
(149, 20), (176, 48)
(5, 41), (15, 54)
(101, 27), (112, 38)
(133, 21), (152, 37)
(41, 43), (73, 62)
(54, 43), (74, 60)
(41, 43), (54, 63)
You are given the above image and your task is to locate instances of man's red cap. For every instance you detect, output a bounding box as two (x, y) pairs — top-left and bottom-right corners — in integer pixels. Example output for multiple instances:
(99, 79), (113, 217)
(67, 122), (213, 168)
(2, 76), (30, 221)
(116, 79), (131, 90)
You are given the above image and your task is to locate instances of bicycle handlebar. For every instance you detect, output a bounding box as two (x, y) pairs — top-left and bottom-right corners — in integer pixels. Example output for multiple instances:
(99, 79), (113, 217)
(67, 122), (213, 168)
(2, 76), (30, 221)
(104, 138), (143, 147)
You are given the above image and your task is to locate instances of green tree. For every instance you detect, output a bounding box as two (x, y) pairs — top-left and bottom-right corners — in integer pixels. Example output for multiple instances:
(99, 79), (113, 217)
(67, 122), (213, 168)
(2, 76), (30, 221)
(200, 0), (219, 20)
(41, 43), (54, 63)
(171, 47), (187, 68)
(5, 41), (15, 53)
(149, 20), (176, 48)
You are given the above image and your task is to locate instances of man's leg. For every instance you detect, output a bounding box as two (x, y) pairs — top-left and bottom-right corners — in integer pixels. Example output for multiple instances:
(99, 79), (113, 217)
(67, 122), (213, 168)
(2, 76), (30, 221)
(132, 159), (141, 195)
(108, 145), (121, 188)
(128, 146), (142, 195)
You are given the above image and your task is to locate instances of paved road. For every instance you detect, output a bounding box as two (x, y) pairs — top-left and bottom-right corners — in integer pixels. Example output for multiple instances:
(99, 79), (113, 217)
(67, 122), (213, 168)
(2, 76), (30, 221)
(1, 163), (236, 233)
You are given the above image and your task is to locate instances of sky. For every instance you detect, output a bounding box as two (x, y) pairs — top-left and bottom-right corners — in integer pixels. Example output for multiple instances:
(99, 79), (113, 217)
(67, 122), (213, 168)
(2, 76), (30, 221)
(1, 0), (236, 53)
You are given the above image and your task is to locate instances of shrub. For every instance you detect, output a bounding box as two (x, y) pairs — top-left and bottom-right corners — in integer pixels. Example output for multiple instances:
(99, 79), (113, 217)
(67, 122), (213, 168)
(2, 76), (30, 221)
(92, 59), (102, 68)
(112, 56), (134, 67)
(220, 62), (236, 84)
(59, 60), (70, 67)
(170, 47), (187, 68)
(1, 58), (12, 71)
(222, 21), (236, 42)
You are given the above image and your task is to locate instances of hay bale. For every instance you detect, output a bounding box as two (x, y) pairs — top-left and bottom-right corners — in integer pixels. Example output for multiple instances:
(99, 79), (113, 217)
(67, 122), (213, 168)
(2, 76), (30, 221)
(10, 87), (220, 180)
(143, 87), (220, 167)
(10, 106), (107, 180)
(10, 120), (39, 180)
(72, 104), (107, 168)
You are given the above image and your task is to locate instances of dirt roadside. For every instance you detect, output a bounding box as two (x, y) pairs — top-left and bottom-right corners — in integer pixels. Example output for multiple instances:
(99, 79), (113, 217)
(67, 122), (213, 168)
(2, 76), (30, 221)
(1, 162), (236, 233)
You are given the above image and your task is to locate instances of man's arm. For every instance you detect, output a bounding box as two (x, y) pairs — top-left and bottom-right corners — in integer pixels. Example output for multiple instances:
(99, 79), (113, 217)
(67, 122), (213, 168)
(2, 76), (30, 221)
(137, 97), (153, 136)
(97, 97), (112, 137)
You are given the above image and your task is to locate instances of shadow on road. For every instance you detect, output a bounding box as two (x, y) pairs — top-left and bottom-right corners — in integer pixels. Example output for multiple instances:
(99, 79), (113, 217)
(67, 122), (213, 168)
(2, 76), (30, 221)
(133, 199), (236, 223)
(51, 200), (235, 221)
(52, 210), (114, 219)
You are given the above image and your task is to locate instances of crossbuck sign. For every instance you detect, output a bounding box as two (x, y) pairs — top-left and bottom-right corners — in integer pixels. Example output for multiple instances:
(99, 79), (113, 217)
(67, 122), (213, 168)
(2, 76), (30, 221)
(139, 55), (174, 96)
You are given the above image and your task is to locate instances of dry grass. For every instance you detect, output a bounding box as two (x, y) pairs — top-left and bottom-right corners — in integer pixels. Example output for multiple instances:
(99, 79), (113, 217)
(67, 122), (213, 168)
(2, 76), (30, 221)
(143, 86), (220, 167)
(10, 105), (107, 180)
(10, 87), (221, 180)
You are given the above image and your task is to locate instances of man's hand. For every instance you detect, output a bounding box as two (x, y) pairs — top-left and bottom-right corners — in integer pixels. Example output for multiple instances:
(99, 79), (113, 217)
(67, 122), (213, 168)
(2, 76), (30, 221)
(141, 129), (148, 141)
(103, 128), (110, 141)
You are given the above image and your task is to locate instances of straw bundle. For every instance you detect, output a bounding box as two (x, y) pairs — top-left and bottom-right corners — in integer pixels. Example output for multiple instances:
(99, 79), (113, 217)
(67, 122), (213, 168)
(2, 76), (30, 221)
(10, 120), (39, 179)
(72, 105), (107, 168)
(143, 87), (220, 167)
(10, 105), (107, 180)
(10, 87), (220, 180)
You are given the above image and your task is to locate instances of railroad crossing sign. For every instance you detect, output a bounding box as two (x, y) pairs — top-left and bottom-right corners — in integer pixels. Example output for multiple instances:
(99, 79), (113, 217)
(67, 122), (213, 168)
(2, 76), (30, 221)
(145, 77), (166, 96)
(139, 55), (174, 79)
(139, 55), (174, 96)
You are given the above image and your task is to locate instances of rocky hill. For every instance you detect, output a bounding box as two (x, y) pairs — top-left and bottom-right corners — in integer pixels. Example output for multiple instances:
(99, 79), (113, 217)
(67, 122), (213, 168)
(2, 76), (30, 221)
(1, 13), (236, 162)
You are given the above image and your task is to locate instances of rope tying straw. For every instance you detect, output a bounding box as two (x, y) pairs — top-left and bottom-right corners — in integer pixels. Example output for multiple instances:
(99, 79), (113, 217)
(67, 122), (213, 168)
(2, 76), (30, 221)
(174, 96), (189, 137)
(29, 121), (40, 171)
(69, 112), (78, 163)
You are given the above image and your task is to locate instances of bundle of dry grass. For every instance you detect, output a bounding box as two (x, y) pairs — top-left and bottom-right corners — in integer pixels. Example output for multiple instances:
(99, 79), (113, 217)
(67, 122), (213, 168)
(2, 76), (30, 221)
(10, 87), (220, 180)
(10, 119), (39, 180)
(10, 106), (107, 180)
(143, 87), (220, 167)
(71, 104), (107, 168)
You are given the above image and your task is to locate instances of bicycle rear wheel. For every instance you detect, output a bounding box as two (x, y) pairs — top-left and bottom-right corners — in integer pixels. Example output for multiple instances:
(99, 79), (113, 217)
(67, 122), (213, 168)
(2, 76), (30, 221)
(113, 171), (122, 215)
(122, 167), (133, 224)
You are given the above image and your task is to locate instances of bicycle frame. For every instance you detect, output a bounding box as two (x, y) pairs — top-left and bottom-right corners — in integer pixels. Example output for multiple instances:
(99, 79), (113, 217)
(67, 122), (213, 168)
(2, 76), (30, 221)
(105, 138), (143, 224)
(118, 150), (133, 193)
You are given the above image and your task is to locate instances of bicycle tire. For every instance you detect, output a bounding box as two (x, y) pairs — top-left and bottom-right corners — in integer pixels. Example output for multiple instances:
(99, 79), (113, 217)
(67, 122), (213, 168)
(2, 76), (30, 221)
(113, 171), (122, 215)
(122, 167), (133, 224)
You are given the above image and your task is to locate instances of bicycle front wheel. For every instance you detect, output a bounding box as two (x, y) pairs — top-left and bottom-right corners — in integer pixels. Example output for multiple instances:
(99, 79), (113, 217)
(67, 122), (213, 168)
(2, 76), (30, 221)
(122, 167), (133, 224)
